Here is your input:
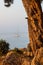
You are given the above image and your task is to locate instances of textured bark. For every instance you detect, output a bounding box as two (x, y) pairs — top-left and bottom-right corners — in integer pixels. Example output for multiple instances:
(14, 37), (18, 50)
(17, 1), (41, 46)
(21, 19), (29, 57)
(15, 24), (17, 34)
(22, 0), (43, 55)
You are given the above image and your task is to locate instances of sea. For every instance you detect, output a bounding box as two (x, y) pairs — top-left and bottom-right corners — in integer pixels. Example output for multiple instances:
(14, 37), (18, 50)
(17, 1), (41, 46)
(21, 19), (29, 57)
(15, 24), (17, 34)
(0, 32), (29, 49)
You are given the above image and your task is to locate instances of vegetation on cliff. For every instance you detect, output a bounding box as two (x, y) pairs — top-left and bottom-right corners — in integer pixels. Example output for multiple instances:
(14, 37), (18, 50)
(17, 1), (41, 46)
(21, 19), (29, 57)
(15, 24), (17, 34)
(0, 39), (9, 56)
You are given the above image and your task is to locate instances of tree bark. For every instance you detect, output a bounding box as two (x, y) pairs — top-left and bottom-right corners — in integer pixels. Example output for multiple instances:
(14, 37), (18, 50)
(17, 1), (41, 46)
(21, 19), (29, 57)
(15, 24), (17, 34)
(22, 0), (43, 55)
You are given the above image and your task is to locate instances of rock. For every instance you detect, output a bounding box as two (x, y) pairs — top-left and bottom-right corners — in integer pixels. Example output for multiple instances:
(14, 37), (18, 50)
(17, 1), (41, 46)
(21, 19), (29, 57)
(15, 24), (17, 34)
(22, 59), (31, 65)
(1, 50), (31, 65)
(2, 51), (22, 65)
(31, 47), (43, 65)
(22, 0), (43, 65)
(22, 0), (43, 55)
(1, 51), (30, 65)
(0, 47), (43, 65)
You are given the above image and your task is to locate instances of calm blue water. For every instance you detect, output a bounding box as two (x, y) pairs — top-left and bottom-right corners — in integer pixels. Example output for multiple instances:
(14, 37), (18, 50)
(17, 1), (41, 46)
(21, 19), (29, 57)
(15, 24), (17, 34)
(0, 33), (29, 49)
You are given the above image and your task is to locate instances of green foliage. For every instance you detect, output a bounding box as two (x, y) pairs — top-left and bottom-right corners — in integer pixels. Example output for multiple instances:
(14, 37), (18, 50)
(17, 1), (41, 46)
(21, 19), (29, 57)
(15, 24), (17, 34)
(0, 39), (9, 55)
(4, 0), (14, 7)
(14, 48), (23, 54)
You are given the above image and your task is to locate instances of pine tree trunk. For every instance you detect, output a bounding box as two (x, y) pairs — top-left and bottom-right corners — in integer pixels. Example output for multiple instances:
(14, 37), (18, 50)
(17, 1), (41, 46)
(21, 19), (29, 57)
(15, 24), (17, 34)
(22, 0), (43, 55)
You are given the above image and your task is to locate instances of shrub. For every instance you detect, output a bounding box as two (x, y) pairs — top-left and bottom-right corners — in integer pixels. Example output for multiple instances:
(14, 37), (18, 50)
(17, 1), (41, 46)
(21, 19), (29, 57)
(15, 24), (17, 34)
(0, 39), (9, 55)
(14, 48), (23, 54)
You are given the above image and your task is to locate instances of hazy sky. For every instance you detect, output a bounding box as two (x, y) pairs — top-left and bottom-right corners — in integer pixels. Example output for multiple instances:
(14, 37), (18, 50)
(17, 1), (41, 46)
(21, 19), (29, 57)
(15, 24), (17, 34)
(0, 0), (43, 33)
(0, 0), (28, 33)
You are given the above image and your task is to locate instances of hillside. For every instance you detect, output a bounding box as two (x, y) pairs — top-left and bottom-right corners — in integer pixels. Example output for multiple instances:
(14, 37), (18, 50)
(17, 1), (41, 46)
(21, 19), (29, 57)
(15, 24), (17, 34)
(0, 47), (43, 65)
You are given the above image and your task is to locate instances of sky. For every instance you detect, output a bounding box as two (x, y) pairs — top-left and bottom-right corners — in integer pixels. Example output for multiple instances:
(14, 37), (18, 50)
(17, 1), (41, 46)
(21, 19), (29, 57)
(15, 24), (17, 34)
(41, 1), (43, 11)
(0, 0), (43, 34)
(0, 0), (27, 33)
